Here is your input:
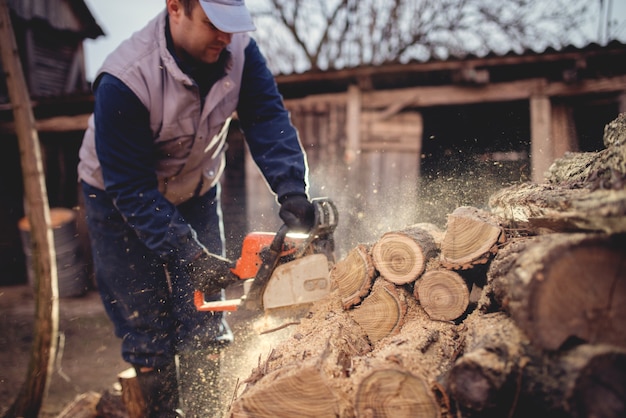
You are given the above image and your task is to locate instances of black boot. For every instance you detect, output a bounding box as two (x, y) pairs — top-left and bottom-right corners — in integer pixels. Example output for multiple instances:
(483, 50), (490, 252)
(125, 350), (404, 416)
(134, 361), (181, 418)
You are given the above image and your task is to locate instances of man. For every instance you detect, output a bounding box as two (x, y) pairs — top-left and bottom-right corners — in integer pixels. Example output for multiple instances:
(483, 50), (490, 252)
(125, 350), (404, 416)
(77, 0), (314, 416)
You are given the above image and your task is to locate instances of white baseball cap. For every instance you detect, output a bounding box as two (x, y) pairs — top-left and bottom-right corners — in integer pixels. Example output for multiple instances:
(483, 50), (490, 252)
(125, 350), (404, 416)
(199, 0), (256, 33)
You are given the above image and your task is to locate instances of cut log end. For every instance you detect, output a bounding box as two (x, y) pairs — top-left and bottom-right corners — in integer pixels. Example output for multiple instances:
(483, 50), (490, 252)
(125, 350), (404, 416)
(416, 270), (469, 322)
(371, 226), (439, 285)
(233, 367), (340, 418)
(372, 236), (425, 284)
(355, 369), (441, 418)
(330, 245), (376, 309)
(441, 206), (504, 270)
(350, 279), (408, 344)
(528, 239), (626, 350)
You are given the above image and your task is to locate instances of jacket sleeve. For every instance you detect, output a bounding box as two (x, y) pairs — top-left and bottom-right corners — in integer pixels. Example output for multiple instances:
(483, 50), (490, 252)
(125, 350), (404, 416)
(93, 73), (205, 264)
(236, 38), (309, 201)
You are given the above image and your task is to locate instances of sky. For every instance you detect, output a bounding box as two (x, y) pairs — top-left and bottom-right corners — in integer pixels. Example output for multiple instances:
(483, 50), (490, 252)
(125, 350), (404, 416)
(83, 0), (626, 83)
(83, 0), (165, 82)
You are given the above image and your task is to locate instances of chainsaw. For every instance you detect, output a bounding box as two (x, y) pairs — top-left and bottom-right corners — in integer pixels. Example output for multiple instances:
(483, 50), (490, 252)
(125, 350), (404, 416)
(194, 198), (338, 313)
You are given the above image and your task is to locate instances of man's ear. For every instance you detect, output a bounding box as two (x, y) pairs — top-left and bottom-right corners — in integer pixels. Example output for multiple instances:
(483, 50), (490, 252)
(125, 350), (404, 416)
(166, 0), (182, 19)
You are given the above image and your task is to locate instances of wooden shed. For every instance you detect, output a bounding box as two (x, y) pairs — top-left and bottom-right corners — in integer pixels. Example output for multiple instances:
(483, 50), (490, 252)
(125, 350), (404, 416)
(0, 0), (102, 285)
(243, 41), (626, 255)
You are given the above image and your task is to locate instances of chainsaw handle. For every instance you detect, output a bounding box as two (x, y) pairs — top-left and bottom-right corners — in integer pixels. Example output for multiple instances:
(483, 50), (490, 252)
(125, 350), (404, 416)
(270, 224), (289, 252)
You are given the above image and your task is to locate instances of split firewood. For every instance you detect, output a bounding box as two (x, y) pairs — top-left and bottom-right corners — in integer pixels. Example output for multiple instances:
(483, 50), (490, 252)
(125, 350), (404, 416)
(349, 278), (408, 344)
(371, 224), (439, 285)
(354, 369), (441, 418)
(229, 365), (341, 418)
(440, 206), (505, 270)
(330, 244), (376, 309)
(228, 296), (371, 417)
(487, 233), (626, 350)
(348, 297), (462, 418)
(415, 269), (469, 322)
(446, 311), (533, 417)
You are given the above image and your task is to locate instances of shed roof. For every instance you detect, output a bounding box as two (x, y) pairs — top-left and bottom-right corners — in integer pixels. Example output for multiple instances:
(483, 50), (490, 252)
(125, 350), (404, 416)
(275, 40), (626, 100)
(8, 0), (104, 39)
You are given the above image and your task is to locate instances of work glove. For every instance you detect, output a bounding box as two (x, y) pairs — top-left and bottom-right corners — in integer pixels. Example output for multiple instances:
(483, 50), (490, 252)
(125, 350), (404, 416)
(187, 252), (236, 295)
(279, 193), (315, 232)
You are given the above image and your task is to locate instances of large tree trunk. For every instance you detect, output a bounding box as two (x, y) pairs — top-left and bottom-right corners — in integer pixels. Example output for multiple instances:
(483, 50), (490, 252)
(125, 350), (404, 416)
(486, 233), (626, 350)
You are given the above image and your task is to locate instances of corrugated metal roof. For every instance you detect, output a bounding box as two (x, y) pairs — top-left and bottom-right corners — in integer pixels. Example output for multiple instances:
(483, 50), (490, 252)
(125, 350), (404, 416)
(8, 0), (104, 39)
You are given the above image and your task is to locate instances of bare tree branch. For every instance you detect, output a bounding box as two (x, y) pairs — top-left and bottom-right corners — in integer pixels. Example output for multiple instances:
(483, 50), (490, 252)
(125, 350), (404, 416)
(250, 0), (595, 74)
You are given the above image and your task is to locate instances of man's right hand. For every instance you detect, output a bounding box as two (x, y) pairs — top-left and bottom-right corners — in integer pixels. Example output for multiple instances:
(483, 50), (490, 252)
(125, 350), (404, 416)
(187, 252), (237, 295)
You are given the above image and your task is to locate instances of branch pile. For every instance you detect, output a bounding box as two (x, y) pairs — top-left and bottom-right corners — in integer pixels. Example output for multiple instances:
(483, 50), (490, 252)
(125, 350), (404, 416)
(228, 114), (626, 418)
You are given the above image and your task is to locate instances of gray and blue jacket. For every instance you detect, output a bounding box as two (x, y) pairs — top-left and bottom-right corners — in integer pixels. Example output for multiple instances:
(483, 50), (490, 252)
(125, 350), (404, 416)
(78, 10), (308, 264)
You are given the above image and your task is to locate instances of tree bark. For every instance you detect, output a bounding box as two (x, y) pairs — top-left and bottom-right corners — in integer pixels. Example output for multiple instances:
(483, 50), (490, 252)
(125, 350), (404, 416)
(440, 206), (505, 270)
(446, 312), (532, 417)
(491, 113), (626, 234)
(330, 244), (376, 309)
(415, 269), (469, 322)
(489, 182), (626, 234)
(487, 233), (626, 350)
(371, 224), (439, 285)
(546, 112), (626, 189)
(520, 344), (626, 418)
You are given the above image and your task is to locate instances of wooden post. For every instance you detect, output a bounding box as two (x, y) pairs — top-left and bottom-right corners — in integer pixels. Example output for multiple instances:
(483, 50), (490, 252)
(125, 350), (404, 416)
(551, 103), (578, 159)
(530, 94), (553, 182)
(0, 1), (59, 417)
(344, 84), (361, 164)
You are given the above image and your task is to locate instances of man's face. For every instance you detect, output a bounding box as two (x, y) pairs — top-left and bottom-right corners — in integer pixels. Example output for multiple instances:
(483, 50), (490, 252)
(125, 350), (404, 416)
(168, 0), (233, 64)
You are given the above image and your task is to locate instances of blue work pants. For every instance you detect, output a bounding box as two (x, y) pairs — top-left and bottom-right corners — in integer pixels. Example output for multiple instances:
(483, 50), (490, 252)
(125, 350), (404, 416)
(81, 181), (233, 368)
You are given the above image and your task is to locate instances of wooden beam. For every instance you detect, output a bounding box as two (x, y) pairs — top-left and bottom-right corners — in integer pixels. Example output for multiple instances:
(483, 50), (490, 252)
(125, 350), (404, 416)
(345, 85), (361, 163)
(276, 46), (625, 86)
(0, 113), (91, 134)
(530, 95), (553, 182)
(284, 75), (626, 109)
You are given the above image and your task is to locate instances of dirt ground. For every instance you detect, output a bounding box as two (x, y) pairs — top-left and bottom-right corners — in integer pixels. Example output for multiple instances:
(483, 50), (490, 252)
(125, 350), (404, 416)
(0, 285), (127, 417)
(0, 284), (296, 417)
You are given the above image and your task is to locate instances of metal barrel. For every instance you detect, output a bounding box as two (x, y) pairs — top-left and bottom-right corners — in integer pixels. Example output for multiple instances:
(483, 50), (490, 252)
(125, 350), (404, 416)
(18, 207), (89, 297)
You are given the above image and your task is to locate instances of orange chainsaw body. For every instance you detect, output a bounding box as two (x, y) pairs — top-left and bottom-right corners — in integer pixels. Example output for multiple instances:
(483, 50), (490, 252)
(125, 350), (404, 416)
(194, 197), (338, 312)
(194, 231), (305, 311)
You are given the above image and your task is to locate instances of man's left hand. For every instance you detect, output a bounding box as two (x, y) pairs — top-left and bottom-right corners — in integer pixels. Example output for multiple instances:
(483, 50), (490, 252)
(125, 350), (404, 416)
(279, 194), (315, 232)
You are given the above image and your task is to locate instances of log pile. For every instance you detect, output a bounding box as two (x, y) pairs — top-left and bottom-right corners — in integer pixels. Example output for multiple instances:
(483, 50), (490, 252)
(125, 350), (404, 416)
(227, 113), (626, 418)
